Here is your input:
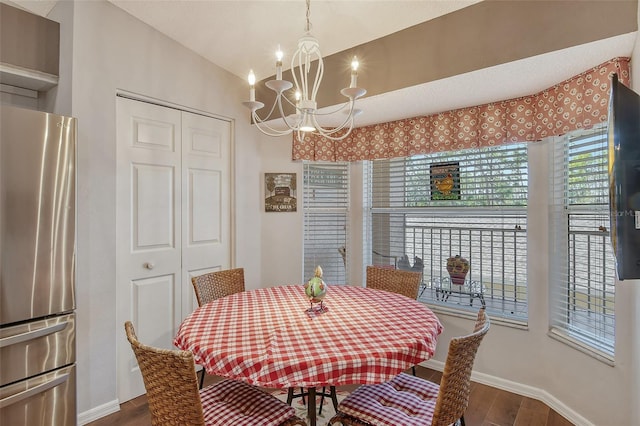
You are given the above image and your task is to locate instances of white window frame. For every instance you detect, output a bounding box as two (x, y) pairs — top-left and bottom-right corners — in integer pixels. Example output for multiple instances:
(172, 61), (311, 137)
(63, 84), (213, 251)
(365, 145), (529, 323)
(549, 126), (616, 362)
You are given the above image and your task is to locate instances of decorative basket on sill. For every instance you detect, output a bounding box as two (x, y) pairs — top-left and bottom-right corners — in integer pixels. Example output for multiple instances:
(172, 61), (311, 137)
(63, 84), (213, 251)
(446, 255), (469, 285)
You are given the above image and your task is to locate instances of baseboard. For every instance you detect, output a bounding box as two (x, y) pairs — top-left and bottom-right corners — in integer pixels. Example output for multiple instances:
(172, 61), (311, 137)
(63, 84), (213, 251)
(420, 360), (593, 426)
(77, 399), (121, 425)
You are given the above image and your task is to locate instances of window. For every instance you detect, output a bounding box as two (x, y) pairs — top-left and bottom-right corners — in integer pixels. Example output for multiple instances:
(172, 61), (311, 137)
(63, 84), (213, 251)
(549, 126), (615, 359)
(303, 162), (349, 285)
(366, 144), (529, 321)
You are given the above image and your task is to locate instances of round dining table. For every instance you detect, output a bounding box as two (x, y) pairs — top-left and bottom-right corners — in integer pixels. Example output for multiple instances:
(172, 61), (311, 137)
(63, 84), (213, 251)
(174, 284), (443, 426)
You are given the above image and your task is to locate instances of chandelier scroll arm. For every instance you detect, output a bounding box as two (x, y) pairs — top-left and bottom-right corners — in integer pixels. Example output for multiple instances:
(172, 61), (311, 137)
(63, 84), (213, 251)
(251, 110), (294, 137)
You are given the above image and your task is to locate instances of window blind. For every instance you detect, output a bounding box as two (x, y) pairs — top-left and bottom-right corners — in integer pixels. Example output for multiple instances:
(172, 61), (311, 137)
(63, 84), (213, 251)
(303, 162), (349, 285)
(371, 146), (528, 209)
(366, 145), (528, 320)
(549, 126), (615, 358)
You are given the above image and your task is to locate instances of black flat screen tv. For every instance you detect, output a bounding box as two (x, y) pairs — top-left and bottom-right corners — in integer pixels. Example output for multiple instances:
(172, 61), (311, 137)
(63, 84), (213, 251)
(608, 74), (640, 280)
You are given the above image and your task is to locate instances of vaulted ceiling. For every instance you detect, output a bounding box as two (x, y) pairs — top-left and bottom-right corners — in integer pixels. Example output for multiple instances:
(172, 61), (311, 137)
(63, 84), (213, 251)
(6, 0), (638, 127)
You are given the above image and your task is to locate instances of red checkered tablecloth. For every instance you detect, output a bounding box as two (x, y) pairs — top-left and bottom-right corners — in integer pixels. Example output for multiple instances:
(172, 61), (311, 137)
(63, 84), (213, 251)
(174, 285), (443, 389)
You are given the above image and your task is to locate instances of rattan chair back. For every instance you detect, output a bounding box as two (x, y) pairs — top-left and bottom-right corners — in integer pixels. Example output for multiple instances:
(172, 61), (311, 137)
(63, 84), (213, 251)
(191, 267), (245, 307)
(124, 321), (206, 426)
(431, 308), (490, 426)
(366, 265), (422, 299)
(328, 308), (490, 426)
(125, 321), (306, 426)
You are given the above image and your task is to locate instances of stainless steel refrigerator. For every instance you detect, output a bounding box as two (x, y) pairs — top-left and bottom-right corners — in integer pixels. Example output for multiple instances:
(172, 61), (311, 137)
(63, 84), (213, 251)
(0, 105), (77, 425)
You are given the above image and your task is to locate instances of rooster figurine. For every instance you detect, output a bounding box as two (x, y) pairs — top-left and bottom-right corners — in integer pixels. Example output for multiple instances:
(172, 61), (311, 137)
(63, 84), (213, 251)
(304, 265), (327, 311)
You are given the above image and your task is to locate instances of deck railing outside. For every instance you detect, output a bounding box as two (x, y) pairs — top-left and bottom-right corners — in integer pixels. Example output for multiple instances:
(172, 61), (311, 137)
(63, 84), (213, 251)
(390, 220), (528, 319)
(564, 224), (615, 348)
(390, 217), (613, 332)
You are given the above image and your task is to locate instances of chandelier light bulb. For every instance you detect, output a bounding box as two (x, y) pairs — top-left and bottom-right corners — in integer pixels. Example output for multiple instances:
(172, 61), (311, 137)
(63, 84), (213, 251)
(350, 57), (359, 88)
(351, 57), (359, 71)
(276, 46), (283, 80)
(248, 69), (256, 101)
(295, 90), (301, 107)
(300, 112), (316, 132)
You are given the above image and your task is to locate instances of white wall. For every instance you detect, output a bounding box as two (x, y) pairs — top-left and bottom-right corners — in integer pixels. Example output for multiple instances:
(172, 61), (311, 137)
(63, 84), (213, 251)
(34, 1), (638, 424)
(258, 135), (305, 286)
(43, 0), (262, 419)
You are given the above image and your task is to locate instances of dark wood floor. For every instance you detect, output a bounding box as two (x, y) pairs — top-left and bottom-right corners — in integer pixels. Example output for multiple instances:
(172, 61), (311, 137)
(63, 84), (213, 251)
(87, 365), (574, 426)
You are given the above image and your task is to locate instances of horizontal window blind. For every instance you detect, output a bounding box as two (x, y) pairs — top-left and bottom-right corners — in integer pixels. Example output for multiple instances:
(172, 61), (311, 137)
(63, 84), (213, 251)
(303, 162), (349, 285)
(367, 144), (528, 320)
(549, 126), (615, 357)
(372, 145), (528, 209)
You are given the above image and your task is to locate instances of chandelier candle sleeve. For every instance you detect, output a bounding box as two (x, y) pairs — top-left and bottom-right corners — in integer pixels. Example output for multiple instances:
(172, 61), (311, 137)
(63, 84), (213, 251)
(350, 57), (359, 88)
(248, 69), (256, 102)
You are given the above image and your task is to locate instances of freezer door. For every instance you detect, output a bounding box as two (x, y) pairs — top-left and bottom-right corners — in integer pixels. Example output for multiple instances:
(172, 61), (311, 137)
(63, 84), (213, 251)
(0, 313), (75, 387)
(0, 105), (76, 325)
(0, 364), (76, 426)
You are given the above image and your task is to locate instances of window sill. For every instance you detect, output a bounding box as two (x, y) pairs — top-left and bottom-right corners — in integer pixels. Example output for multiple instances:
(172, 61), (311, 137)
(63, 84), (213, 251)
(425, 303), (529, 330)
(548, 328), (615, 366)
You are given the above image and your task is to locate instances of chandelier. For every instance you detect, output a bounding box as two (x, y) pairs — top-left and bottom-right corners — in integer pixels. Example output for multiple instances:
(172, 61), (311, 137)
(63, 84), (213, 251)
(242, 0), (366, 141)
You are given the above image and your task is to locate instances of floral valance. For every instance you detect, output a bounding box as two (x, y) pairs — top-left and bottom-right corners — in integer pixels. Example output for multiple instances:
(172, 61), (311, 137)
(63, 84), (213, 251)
(292, 57), (631, 162)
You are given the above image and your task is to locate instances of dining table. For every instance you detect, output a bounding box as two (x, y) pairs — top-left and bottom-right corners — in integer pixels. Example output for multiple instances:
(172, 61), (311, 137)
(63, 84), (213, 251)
(174, 284), (443, 426)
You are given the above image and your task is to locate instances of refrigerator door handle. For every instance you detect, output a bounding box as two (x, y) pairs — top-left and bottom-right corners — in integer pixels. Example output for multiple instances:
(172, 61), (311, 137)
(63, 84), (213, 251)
(0, 322), (68, 348)
(0, 372), (69, 409)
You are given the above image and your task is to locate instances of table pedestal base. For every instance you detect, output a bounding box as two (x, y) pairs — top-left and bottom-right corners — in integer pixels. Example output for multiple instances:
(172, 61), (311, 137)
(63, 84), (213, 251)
(286, 386), (338, 426)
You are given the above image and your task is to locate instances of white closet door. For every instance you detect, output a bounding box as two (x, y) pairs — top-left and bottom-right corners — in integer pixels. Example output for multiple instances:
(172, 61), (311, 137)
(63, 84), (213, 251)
(115, 97), (231, 402)
(181, 110), (231, 316)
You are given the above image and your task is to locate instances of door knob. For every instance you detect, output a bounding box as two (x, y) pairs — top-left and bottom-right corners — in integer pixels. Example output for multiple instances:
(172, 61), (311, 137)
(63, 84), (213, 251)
(143, 262), (154, 270)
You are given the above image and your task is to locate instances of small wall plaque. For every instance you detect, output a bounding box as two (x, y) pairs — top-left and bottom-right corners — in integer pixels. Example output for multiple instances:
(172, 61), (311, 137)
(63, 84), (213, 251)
(265, 173), (297, 212)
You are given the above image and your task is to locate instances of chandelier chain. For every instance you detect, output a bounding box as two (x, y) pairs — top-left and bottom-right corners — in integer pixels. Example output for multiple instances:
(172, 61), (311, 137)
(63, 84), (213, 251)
(305, 0), (312, 32)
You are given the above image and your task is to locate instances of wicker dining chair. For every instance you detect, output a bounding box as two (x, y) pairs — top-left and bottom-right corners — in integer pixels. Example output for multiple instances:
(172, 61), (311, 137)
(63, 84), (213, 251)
(191, 268), (246, 387)
(366, 265), (422, 300)
(366, 265), (423, 375)
(191, 267), (246, 307)
(124, 321), (306, 426)
(328, 308), (490, 426)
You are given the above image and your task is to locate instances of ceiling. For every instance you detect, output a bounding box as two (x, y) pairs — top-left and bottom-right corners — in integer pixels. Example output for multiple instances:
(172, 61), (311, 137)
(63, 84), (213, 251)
(6, 0), (638, 127)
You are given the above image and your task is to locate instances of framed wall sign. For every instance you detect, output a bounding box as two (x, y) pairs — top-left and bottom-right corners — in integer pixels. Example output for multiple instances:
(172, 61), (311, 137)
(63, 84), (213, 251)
(265, 172), (297, 212)
(430, 161), (461, 200)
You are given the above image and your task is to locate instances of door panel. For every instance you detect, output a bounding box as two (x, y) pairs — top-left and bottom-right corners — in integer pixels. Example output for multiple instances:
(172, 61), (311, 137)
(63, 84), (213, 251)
(131, 274), (177, 350)
(189, 169), (220, 244)
(132, 163), (175, 249)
